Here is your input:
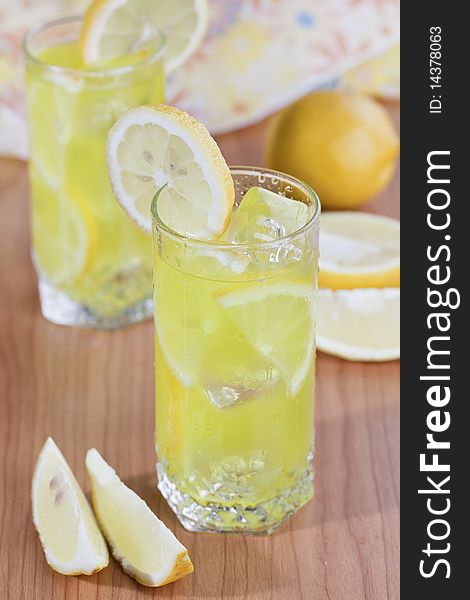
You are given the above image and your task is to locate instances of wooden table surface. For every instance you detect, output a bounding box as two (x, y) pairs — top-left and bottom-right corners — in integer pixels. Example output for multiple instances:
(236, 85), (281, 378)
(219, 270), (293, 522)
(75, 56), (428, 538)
(0, 104), (400, 600)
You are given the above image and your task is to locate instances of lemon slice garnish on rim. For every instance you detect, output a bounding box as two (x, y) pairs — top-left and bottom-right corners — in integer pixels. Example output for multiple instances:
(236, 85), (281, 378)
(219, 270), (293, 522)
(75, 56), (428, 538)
(319, 211), (400, 289)
(316, 288), (400, 361)
(31, 438), (109, 576)
(216, 281), (316, 395)
(80, 0), (208, 72)
(86, 448), (193, 587)
(106, 104), (234, 237)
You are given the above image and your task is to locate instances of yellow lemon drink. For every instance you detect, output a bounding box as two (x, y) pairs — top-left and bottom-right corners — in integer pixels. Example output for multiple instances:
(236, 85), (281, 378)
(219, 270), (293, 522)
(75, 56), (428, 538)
(153, 169), (320, 533)
(106, 106), (320, 533)
(23, 17), (164, 328)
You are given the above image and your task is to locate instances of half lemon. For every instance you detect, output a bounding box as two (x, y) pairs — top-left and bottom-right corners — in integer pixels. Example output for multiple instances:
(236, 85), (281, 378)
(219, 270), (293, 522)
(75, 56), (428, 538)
(316, 288), (400, 361)
(319, 211), (400, 289)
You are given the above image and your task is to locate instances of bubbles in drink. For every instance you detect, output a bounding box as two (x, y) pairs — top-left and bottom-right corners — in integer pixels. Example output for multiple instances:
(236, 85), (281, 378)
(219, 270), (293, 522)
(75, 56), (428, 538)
(200, 452), (267, 499)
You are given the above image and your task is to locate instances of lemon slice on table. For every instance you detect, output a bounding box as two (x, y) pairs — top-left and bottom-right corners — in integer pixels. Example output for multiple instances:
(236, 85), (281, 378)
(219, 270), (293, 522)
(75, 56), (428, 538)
(30, 168), (96, 285)
(31, 438), (109, 576)
(216, 281), (316, 395)
(86, 449), (193, 587)
(316, 288), (400, 361)
(80, 0), (208, 72)
(106, 104), (234, 237)
(319, 211), (400, 289)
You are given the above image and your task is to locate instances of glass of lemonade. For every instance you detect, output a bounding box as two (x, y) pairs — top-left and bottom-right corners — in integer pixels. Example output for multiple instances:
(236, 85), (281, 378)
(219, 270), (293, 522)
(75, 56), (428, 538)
(152, 167), (320, 533)
(23, 16), (164, 328)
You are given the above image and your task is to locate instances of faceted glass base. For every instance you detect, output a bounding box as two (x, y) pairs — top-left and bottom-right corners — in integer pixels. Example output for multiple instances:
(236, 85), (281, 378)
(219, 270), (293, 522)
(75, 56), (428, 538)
(157, 462), (314, 534)
(38, 278), (153, 330)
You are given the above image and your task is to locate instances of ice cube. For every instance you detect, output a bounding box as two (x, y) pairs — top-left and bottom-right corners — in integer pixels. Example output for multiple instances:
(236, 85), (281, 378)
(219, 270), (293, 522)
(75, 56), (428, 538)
(206, 385), (243, 409)
(194, 247), (250, 275)
(223, 186), (310, 245)
(204, 366), (281, 409)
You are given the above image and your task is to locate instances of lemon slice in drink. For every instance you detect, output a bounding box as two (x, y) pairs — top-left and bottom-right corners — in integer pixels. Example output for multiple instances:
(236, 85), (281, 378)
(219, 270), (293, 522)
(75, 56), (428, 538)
(86, 449), (193, 587)
(31, 168), (96, 285)
(316, 288), (400, 361)
(31, 438), (109, 576)
(217, 281), (316, 395)
(80, 0), (208, 72)
(106, 104), (234, 237)
(26, 72), (80, 189)
(319, 211), (400, 289)
(153, 269), (211, 386)
(27, 85), (64, 189)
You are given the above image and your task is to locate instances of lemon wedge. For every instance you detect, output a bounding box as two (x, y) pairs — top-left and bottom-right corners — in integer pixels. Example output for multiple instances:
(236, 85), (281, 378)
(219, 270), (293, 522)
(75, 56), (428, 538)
(319, 211), (400, 289)
(31, 438), (109, 576)
(86, 449), (193, 587)
(217, 281), (316, 394)
(106, 104), (234, 237)
(316, 288), (400, 361)
(80, 0), (208, 72)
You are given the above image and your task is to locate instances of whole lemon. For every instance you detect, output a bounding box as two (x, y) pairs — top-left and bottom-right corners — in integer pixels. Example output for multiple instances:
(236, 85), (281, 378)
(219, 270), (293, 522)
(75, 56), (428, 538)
(266, 90), (399, 209)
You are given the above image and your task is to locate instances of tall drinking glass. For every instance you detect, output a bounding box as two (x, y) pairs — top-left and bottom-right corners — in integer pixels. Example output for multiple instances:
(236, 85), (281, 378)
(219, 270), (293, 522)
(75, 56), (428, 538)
(23, 17), (165, 328)
(152, 167), (320, 533)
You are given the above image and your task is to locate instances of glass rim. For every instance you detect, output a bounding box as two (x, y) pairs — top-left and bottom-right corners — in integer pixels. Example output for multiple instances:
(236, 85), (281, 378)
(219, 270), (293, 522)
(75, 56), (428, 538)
(151, 165), (321, 250)
(22, 15), (166, 79)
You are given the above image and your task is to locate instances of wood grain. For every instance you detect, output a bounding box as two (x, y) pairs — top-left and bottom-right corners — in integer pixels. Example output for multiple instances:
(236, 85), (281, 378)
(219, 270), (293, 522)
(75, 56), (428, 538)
(0, 104), (400, 600)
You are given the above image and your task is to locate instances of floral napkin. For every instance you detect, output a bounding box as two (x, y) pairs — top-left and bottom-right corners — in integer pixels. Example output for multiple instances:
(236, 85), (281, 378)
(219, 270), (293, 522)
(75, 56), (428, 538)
(0, 0), (399, 159)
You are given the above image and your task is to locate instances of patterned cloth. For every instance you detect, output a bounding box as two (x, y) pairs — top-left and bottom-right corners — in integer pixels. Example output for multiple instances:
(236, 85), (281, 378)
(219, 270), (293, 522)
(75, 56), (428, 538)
(0, 0), (399, 159)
